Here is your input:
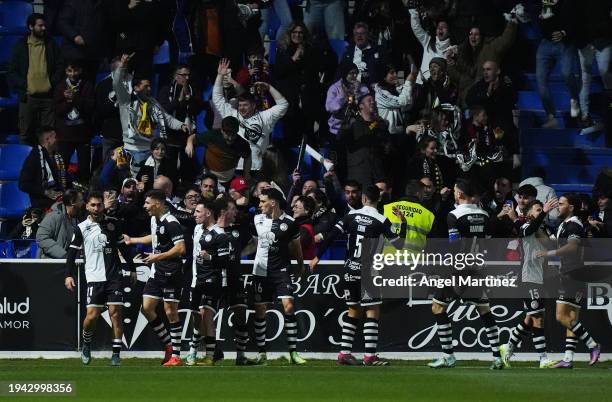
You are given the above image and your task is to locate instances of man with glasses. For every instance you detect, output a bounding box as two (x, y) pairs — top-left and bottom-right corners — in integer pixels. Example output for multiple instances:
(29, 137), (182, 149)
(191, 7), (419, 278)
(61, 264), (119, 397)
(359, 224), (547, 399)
(185, 116), (252, 185)
(339, 22), (387, 86)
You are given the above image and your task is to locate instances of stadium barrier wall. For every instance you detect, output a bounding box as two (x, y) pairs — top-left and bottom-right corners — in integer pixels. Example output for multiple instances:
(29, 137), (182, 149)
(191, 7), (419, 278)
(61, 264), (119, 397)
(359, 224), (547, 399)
(1, 259), (611, 359)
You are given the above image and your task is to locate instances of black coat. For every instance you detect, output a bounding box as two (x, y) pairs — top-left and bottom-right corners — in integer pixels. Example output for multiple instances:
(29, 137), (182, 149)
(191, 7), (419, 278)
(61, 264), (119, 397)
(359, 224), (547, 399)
(340, 44), (387, 86)
(8, 36), (64, 101)
(18, 146), (63, 209)
(273, 44), (323, 116)
(58, 0), (110, 61)
(111, 0), (165, 53)
(94, 75), (122, 141)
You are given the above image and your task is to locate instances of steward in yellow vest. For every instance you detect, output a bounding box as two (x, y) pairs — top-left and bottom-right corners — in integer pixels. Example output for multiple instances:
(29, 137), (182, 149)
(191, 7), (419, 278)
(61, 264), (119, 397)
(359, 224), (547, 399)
(383, 181), (434, 254)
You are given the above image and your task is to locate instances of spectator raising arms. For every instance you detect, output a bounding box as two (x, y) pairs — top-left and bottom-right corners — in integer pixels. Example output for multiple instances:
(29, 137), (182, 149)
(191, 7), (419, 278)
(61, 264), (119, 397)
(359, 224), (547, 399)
(112, 53), (191, 176)
(212, 58), (288, 176)
(408, 6), (453, 84)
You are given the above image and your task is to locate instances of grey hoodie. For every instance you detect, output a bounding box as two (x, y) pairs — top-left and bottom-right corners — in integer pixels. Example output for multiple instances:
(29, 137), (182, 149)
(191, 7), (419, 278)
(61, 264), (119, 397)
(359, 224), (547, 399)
(35, 203), (75, 259)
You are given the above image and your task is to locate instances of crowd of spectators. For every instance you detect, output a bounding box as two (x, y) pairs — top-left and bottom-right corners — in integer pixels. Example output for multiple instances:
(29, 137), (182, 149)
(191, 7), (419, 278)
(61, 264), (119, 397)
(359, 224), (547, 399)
(2, 0), (611, 258)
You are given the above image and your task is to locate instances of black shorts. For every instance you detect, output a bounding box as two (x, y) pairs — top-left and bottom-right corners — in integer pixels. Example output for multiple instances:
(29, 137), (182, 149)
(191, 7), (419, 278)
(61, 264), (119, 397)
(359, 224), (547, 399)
(432, 285), (489, 307)
(522, 283), (545, 315)
(224, 277), (248, 309)
(190, 276), (223, 313)
(556, 275), (585, 309)
(253, 269), (294, 305)
(143, 271), (183, 303)
(343, 272), (381, 307)
(86, 280), (123, 308)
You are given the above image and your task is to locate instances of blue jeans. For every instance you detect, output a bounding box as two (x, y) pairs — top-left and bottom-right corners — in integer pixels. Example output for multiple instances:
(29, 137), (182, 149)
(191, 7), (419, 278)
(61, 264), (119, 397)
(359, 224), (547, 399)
(259, 0), (293, 41)
(303, 0), (345, 40)
(535, 39), (579, 116)
(578, 44), (611, 117)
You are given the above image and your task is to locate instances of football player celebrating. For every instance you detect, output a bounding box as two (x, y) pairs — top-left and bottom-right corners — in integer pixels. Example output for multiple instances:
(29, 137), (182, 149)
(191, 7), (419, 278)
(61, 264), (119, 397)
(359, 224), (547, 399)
(536, 194), (601, 368)
(124, 190), (186, 366)
(65, 191), (137, 366)
(250, 188), (306, 365)
(311, 185), (407, 366)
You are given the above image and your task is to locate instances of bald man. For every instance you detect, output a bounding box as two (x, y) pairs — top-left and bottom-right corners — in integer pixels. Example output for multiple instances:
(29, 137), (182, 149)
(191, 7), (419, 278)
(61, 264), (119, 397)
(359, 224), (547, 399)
(466, 60), (520, 171)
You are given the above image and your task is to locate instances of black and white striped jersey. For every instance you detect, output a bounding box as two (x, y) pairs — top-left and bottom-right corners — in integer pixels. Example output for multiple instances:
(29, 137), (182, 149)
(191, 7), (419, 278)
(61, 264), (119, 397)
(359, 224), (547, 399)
(195, 224), (245, 283)
(556, 216), (584, 274)
(317, 206), (405, 272)
(252, 213), (300, 276)
(447, 204), (490, 254)
(66, 216), (135, 283)
(150, 212), (184, 277)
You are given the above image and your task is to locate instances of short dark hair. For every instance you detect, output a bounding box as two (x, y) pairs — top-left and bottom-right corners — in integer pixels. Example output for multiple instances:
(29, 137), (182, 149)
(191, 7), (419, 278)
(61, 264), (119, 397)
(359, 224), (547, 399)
(36, 126), (55, 142)
(561, 193), (582, 216)
(210, 196), (229, 220)
(375, 177), (391, 187)
(261, 188), (286, 208)
(145, 189), (166, 203)
(132, 77), (151, 88)
(405, 180), (424, 198)
(363, 185), (380, 204)
(201, 174), (218, 187)
(527, 199), (543, 210)
(151, 138), (167, 151)
(517, 184), (538, 198)
(454, 178), (475, 198)
(173, 64), (190, 74)
(295, 195), (316, 217)
(27, 13), (45, 28)
(307, 189), (328, 208)
(221, 116), (240, 133)
(62, 189), (82, 206)
(86, 191), (104, 203)
(65, 60), (83, 70)
(344, 180), (362, 191)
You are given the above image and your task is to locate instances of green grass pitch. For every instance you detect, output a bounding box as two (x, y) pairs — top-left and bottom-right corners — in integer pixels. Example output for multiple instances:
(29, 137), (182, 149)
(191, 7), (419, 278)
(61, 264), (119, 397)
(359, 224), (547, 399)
(0, 359), (610, 401)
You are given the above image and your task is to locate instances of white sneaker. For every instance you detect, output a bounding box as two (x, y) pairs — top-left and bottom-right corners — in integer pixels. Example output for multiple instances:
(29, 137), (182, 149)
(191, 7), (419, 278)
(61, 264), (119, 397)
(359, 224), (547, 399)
(570, 99), (580, 118)
(539, 357), (553, 368)
(542, 115), (560, 129)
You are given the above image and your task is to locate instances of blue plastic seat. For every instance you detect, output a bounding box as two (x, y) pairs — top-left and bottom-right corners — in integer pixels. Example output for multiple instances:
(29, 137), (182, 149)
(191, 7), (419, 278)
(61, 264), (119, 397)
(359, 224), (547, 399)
(154, 40), (170, 65)
(195, 146), (206, 169)
(328, 39), (347, 63)
(0, 181), (30, 218)
(0, 143), (30, 180)
(0, 94), (18, 108)
(0, 1), (32, 35)
(0, 35), (21, 66)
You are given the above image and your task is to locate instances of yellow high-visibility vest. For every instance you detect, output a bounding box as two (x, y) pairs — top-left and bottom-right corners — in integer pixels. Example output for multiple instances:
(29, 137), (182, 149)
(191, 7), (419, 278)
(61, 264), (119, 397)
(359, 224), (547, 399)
(383, 201), (434, 254)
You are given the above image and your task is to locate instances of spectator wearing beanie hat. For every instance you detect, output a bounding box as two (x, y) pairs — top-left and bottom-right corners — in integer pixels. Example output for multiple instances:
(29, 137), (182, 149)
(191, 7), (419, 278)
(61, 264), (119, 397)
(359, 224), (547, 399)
(414, 57), (458, 118)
